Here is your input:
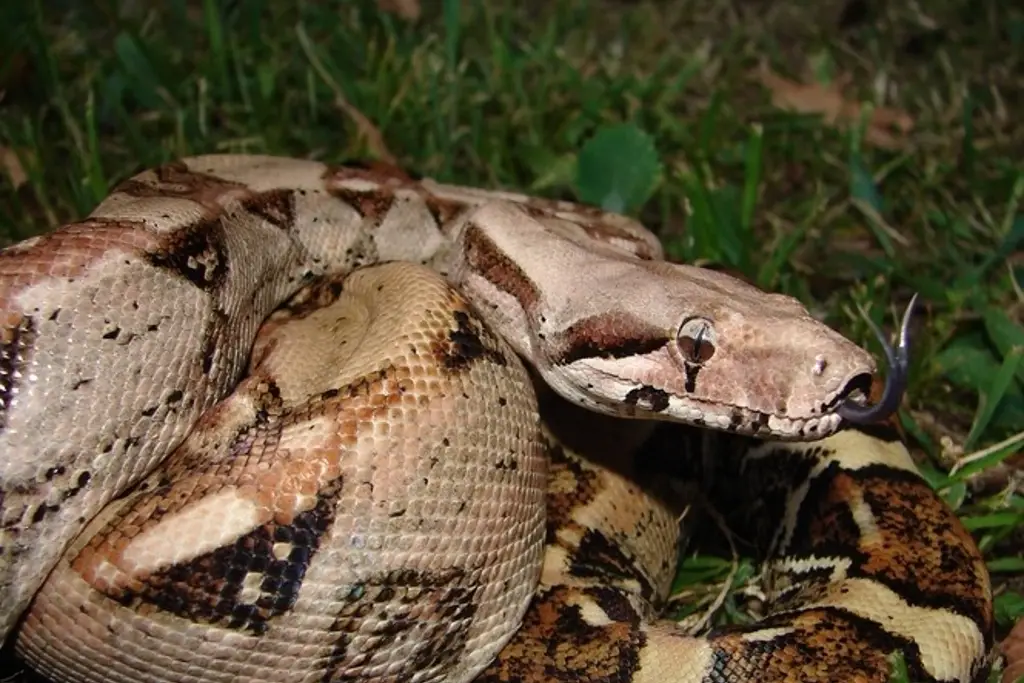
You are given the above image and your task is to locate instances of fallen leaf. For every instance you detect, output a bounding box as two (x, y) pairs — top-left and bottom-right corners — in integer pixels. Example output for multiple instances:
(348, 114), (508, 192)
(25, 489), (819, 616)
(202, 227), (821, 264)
(334, 96), (397, 166)
(755, 63), (914, 150)
(1, 147), (27, 189)
(377, 0), (420, 21)
(1003, 618), (1024, 683)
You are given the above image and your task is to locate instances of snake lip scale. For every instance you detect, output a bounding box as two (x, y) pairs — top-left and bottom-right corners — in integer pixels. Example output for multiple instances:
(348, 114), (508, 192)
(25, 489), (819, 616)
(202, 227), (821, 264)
(0, 154), (993, 683)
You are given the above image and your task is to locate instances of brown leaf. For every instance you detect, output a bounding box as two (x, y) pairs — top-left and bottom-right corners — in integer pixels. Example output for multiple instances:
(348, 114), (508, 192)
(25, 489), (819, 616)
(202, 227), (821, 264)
(1, 147), (27, 189)
(1003, 618), (1024, 683)
(334, 96), (397, 166)
(377, 0), (420, 21)
(755, 63), (914, 150)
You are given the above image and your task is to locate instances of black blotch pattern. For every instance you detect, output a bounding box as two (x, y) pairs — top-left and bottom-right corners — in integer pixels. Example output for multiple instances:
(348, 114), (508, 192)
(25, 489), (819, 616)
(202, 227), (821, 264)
(145, 219), (230, 292)
(436, 310), (507, 372)
(588, 585), (643, 625)
(0, 315), (35, 432)
(327, 187), (397, 230)
(707, 606), (922, 683)
(106, 476), (344, 636)
(319, 567), (478, 683)
(544, 442), (601, 544)
(839, 421), (902, 444)
(558, 335), (667, 365)
(241, 189), (297, 231)
(683, 361), (701, 394)
(24, 468), (92, 526)
(476, 585), (646, 683)
(787, 460), (993, 639)
(623, 385), (670, 413)
(569, 529), (656, 602)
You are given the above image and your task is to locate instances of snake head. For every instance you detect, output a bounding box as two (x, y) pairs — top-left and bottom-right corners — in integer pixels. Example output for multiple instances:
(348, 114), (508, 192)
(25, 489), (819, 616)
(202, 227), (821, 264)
(445, 201), (906, 440)
(533, 263), (906, 440)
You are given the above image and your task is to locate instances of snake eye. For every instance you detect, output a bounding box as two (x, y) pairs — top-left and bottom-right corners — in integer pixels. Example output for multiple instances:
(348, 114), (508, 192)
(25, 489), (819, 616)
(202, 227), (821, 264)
(677, 317), (717, 364)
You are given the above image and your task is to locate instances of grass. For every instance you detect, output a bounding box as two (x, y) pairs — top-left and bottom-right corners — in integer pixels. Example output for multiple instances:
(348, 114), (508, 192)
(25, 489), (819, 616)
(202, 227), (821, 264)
(0, 0), (1022, 681)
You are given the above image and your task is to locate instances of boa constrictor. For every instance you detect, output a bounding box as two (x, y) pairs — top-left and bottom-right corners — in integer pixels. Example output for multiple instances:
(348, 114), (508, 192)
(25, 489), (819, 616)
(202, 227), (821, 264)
(0, 155), (992, 683)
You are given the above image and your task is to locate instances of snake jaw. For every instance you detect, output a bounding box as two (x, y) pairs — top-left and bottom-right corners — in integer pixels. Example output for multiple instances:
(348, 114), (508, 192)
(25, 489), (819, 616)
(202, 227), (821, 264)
(558, 356), (853, 440)
(836, 294), (917, 425)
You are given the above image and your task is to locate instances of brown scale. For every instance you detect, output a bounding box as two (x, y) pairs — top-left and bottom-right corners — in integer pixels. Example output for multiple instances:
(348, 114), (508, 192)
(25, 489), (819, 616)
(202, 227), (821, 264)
(17, 262), (546, 683)
(461, 221), (542, 316)
(116, 159), (250, 214)
(480, 401), (992, 683)
(239, 189), (299, 231)
(1, 157), (993, 683)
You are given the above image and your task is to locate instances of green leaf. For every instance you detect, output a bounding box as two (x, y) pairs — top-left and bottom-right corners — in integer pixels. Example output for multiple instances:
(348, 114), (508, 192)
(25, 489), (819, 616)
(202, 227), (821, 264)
(995, 591), (1024, 625)
(972, 211), (1024, 281)
(113, 32), (165, 110)
(964, 348), (1024, 450)
(887, 651), (911, 683)
(961, 90), (975, 180)
(934, 334), (1002, 394)
(707, 184), (746, 269)
(575, 123), (662, 214)
(984, 307), (1024, 382)
(899, 410), (937, 459)
(849, 153), (895, 258)
(203, 0), (230, 97)
(528, 152), (578, 193)
(948, 430), (1024, 483)
(849, 153), (883, 213)
(940, 480), (967, 510)
(756, 219), (806, 291)
(675, 177), (750, 269)
(670, 555), (733, 590)
(679, 172), (716, 258)
(739, 124), (763, 238)
(987, 557), (1024, 573)
(960, 510), (1024, 532)
(915, 460), (950, 490)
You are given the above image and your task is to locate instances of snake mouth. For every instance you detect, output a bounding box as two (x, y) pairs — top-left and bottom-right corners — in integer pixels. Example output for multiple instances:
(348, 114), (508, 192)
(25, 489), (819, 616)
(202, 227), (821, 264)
(826, 372), (875, 414)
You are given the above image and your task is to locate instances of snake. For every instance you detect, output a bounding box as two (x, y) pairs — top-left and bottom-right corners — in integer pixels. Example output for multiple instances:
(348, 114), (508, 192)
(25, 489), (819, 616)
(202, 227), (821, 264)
(0, 154), (993, 682)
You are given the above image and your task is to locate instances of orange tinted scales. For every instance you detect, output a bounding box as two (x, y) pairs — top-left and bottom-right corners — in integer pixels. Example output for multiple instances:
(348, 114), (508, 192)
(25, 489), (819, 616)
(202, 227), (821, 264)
(0, 217), (160, 295)
(69, 365), (408, 599)
(477, 585), (646, 683)
(80, 476), (345, 636)
(707, 607), (906, 683)
(785, 462), (993, 639)
(544, 441), (602, 544)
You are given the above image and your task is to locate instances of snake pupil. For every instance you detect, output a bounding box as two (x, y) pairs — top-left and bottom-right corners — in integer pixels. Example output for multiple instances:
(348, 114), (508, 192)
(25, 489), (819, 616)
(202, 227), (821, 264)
(678, 318), (716, 364)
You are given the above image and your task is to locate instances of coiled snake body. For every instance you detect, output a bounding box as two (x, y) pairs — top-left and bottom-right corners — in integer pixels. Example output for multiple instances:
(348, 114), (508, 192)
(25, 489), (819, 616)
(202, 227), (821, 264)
(0, 155), (993, 682)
